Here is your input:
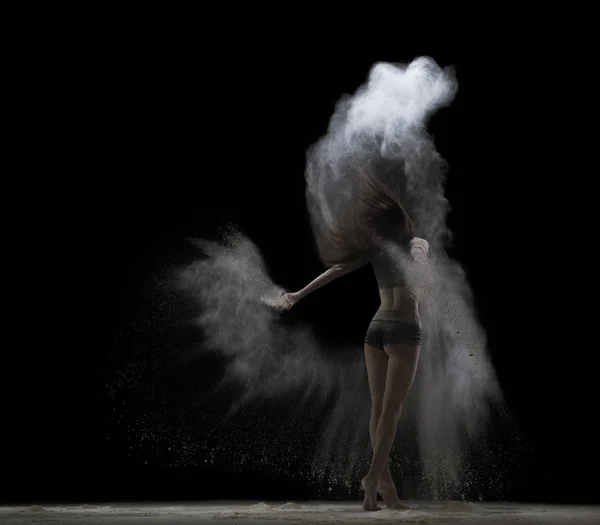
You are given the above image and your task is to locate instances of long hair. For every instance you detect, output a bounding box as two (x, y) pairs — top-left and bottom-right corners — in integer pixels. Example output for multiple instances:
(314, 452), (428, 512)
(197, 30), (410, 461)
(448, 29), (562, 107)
(317, 162), (414, 267)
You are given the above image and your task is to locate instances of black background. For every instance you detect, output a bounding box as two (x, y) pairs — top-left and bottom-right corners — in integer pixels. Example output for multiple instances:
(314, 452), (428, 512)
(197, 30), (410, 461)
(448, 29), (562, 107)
(5, 18), (597, 506)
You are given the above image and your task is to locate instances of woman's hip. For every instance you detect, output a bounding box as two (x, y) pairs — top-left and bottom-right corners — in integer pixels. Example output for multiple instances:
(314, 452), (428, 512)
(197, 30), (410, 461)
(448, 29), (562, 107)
(365, 316), (422, 348)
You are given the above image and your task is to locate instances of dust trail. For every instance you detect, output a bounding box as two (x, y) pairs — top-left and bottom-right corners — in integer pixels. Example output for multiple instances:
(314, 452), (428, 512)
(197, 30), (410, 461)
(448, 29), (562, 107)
(177, 229), (342, 403)
(176, 227), (374, 488)
(172, 58), (514, 499)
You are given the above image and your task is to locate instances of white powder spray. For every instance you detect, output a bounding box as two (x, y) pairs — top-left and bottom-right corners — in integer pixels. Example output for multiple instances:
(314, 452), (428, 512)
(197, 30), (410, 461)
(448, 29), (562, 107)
(140, 58), (515, 499)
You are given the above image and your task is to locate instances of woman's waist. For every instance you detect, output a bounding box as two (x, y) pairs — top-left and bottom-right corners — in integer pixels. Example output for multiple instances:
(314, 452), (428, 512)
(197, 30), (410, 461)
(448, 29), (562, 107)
(377, 286), (418, 302)
(373, 308), (420, 323)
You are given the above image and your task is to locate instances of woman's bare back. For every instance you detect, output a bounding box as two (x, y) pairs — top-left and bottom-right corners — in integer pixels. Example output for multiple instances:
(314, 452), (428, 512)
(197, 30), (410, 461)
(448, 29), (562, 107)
(377, 286), (419, 321)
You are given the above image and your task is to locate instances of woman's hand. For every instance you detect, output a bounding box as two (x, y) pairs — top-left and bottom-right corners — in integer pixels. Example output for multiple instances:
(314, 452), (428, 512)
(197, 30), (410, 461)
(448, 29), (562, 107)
(260, 290), (300, 310)
(274, 292), (299, 310)
(410, 237), (429, 263)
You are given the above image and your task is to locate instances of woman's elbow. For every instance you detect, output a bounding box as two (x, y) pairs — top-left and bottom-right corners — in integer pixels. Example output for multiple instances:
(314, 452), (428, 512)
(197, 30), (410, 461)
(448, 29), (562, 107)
(332, 262), (356, 275)
(331, 263), (348, 274)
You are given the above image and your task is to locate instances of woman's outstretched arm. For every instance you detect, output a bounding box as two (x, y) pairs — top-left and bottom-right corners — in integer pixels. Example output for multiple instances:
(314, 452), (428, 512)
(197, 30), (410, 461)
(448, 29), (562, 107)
(276, 258), (369, 310)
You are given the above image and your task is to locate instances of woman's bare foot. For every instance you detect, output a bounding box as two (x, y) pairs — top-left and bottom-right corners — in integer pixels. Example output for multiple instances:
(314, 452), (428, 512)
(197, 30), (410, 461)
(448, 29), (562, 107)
(361, 476), (380, 511)
(377, 480), (409, 510)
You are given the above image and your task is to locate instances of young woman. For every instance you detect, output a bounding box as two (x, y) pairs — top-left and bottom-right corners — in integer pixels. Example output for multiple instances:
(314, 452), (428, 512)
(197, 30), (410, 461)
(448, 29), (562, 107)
(274, 167), (430, 511)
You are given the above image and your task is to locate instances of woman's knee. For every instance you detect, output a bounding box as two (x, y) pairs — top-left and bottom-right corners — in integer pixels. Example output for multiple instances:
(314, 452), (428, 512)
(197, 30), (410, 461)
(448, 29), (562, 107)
(370, 404), (382, 420)
(380, 402), (404, 424)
